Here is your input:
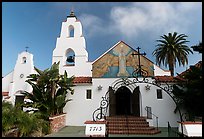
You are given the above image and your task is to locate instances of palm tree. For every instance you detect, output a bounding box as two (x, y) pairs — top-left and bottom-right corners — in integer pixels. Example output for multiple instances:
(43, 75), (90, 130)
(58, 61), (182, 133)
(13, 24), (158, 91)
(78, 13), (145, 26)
(152, 32), (193, 76)
(22, 62), (75, 117)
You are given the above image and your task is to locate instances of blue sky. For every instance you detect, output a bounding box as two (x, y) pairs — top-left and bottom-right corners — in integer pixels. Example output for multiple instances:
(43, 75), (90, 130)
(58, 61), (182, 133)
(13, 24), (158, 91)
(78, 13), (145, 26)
(2, 2), (202, 77)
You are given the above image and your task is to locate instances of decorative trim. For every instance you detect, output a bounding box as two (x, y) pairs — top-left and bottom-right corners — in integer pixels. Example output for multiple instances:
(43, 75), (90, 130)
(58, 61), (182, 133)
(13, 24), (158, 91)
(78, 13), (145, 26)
(84, 120), (107, 124)
(49, 113), (66, 120)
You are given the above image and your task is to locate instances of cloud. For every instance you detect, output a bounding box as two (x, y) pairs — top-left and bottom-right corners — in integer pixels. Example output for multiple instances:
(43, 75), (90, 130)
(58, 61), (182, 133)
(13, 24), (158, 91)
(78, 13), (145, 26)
(110, 2), (201, 39)
(79, 2), (201, 40)
(79, 13), (105, 37)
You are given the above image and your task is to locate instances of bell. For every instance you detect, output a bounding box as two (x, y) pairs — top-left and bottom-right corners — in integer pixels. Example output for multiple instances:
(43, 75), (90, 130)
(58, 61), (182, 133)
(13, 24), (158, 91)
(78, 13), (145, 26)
(66, 56), (74, 63)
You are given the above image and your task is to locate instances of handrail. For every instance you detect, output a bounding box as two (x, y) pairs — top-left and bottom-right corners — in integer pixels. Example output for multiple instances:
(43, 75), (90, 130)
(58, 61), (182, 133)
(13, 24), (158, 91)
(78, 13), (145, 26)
(145, 106), (159, 130)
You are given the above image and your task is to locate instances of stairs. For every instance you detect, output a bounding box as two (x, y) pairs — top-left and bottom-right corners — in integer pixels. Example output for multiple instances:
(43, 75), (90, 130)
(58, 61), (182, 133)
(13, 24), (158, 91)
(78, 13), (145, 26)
(106, 115), (161, 135)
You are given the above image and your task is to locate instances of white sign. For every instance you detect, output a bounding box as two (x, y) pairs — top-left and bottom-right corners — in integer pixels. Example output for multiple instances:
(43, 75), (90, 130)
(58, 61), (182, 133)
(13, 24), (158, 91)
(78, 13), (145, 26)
(179, 123), (202, 137)
(85, 124), (106, 137)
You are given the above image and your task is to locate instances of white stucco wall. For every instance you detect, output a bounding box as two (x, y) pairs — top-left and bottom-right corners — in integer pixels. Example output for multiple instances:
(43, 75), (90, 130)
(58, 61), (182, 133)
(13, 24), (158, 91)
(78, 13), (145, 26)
(2, 71), (13, 92)
(154, 64), (171, 76)
(64, 78), (180, 127)
(64, 84), (94, 126)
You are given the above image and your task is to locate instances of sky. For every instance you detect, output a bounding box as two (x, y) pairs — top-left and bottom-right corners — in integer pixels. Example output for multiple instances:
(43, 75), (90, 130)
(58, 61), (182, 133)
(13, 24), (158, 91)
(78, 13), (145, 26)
(2, 2), (202, 77)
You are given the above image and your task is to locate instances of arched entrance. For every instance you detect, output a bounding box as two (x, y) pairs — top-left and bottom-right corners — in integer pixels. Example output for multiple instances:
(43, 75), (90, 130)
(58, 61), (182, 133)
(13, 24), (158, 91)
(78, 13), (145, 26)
(115, 86), (131, 115)
(109, 86), (140, 116)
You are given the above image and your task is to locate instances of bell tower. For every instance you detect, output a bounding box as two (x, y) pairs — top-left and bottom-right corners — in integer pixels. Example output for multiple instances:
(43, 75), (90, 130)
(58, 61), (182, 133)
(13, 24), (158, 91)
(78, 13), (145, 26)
(52, 10), (91, 76)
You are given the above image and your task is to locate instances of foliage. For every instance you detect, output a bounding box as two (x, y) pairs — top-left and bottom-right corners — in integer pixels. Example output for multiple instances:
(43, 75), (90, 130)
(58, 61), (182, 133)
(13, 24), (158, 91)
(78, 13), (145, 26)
(152, 32), (193, 76)
(2, 101), (50, 137)
(191, 41), (202, 53)
(21, 62), (75, 118)
(172, 65), (202, 121)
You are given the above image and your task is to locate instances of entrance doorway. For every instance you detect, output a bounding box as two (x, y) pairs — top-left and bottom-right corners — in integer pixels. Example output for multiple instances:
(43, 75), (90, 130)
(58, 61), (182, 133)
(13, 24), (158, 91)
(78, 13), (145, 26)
(109, 86), (140, 116)
(115, 86), (131, 115)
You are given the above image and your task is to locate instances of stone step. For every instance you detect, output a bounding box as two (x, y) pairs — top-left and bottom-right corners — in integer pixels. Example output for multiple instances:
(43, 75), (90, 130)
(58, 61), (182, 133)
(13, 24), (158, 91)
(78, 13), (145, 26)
(108, 129), (161, 135)
(107, 119), (147, 122)
(106, 116), (160, 135)
(108, 121), (149, 124)
(108, 123), (149, 127)
(107, 126), (156, 131)
(106, 116), (146, 120)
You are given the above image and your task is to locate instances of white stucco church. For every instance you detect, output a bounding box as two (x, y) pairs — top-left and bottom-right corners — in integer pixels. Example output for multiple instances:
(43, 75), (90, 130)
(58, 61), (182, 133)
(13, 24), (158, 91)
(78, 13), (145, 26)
(2, 11), (182, 128)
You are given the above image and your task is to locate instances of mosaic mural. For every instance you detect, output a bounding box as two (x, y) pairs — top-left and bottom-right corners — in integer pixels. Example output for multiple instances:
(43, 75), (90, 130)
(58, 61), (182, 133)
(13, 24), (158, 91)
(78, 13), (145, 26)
(92, 42), (154, 78)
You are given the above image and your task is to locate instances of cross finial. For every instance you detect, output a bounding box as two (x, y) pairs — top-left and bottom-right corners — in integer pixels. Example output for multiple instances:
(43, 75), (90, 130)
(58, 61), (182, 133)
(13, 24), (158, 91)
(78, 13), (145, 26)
(70, 6), (75, 16)
(132, 47), (146, 76)
(25, 46), (29, 52)
(67, 6), (77, 19)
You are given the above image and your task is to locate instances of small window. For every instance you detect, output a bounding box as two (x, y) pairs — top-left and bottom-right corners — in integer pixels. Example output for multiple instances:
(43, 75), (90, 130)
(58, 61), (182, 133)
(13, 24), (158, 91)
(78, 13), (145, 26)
(22, 57), (26, 64)
(86, 89), (92, 99)
(69, 25), (74, 37)
(157, 89), (162, 99)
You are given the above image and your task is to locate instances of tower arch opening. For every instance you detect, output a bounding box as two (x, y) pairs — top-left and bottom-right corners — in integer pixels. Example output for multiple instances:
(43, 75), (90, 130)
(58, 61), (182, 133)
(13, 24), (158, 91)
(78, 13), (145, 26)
(22, 57), (27, 64)
(68, 25), (74, 37)
(65, 48), (75, 66)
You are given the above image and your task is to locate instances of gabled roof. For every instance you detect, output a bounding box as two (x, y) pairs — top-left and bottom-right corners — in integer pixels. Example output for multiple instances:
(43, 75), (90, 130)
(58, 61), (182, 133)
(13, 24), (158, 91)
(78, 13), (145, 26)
(92, 41), (121, 64)
(92, 40), (154, 65)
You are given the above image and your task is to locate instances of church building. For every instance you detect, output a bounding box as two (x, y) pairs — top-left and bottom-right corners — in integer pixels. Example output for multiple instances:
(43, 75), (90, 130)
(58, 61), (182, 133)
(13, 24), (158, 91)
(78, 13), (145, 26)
(2, 11), (181, 131)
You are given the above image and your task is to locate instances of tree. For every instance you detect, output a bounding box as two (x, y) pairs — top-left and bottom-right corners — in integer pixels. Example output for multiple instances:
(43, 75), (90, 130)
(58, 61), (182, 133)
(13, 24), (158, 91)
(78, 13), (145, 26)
(191, 42), (202, 53)
(22, 62), (75, 118)
(152, 32), (193, 76)
(172, 63), (202, 121)
(2, 101), (50, 137)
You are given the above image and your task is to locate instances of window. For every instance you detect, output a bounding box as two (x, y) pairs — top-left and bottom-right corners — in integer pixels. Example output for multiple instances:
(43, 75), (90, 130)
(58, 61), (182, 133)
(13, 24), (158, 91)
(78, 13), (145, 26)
(86, 89), (92, 99)
(22, 57), (26, 64)
(157, 89), (162, 99)
(68, 25), (74, 37)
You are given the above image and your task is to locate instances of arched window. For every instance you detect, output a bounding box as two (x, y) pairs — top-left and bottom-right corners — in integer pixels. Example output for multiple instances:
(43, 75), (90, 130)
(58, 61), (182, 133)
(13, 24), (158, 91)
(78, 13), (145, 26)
(68, 25), (74, 37)
(22, 57), (26, 64)
(66, 48), (75, 66)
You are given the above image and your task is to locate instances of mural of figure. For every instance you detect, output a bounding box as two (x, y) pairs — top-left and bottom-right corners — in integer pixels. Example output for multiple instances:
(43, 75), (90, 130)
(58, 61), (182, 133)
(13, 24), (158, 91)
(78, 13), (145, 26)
(117, 46), (129, 77)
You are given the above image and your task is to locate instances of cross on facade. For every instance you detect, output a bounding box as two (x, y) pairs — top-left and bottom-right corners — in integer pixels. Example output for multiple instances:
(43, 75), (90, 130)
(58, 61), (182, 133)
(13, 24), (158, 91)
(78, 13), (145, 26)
(132, 47), (146, 76)
(25, 46), (29, 52)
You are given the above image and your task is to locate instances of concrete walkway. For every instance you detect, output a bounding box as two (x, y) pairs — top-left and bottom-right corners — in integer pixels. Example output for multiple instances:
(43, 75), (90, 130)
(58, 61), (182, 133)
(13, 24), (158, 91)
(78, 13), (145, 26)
(45, 126), (175, 137)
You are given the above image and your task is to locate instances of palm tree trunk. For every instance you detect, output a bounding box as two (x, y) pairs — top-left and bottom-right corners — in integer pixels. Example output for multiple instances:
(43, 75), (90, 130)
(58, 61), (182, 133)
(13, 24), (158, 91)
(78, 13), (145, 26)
(169, 64), (174, 76)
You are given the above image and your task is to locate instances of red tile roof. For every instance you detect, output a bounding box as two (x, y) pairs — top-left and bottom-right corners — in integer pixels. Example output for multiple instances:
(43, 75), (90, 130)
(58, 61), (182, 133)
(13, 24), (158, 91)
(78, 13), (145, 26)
(73, 77), (92, 84)
(2, 92), (9, 96)
(156, 61), (202, 83)
(177, 61), (202, 77)
(155, 76), (176, 82)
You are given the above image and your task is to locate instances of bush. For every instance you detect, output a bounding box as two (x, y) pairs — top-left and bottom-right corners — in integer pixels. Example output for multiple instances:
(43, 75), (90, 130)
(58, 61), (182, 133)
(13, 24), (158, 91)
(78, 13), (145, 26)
(2, 101), (50, 137)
